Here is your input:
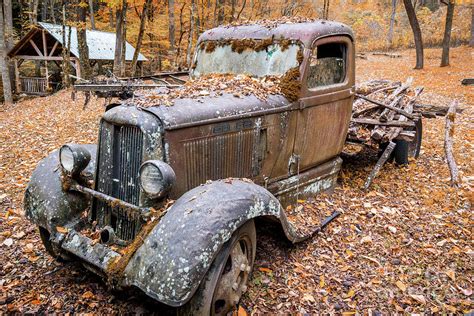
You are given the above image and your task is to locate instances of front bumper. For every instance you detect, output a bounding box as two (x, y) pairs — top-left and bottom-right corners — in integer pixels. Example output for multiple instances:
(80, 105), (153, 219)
(59, 229), (121, 274)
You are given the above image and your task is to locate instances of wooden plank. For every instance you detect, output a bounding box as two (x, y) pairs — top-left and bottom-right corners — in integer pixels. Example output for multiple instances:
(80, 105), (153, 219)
(16, 55), (64, 61)
(355, 94), (417, 120)
(49, 41), (59, 56)
(14, 59), (21, 93)
(364, 141), (396, 190)
(29, 39), (43, 56)
(351, 118), (415, 127)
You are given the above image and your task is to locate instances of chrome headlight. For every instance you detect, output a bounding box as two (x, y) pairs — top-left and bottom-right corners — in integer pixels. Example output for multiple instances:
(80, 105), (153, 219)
(59, 144), (91, 176)
(139, 160), (176, 199)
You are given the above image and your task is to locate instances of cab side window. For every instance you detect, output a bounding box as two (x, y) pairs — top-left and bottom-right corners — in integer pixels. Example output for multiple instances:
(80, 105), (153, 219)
(307, 42), (346, 89)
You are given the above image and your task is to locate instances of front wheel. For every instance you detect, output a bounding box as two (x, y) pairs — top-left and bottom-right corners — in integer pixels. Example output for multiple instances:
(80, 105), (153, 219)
(178, 220), (256, 316)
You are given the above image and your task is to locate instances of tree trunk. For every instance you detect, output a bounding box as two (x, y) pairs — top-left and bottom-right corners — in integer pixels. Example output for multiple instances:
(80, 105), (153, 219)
(3, 0), (14, 88)
(109, 7), (114, 28)
(469, 6), (474, 47)
(50, 0), (57, 24)
(440, 0), (455, 67)
(387, 0), (397, 46)
(168, 0), (176, 53)
(120, 0), (127, 77)
(131, 0), (152, 75)
(77, 1), (92, 80)
(29, 0), (39, 24)
(62, 2), (72, 87)
(88, 0), (96, 30)
(403, 0), (424, 69)
(113, 1), (126, 76)
(175, 2), (186, 68)
(216, 0), (225, 26)
(0, 3), (13, 105)
(236, 0), (246, 20)
(186, 0), (195, 67)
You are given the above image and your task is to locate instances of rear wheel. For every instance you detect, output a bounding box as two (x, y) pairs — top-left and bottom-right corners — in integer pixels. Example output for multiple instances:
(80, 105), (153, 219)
(393, 119), (422, 165)
(178, 220), (256, 316)
(379, 119), (423, 165)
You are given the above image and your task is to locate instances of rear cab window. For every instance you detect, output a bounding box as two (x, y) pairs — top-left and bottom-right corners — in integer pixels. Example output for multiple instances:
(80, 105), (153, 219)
(307, 42), (347, 89)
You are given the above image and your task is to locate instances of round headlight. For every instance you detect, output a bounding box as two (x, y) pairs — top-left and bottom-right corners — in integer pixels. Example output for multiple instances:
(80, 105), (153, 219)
(59, 144), (91, 176)
(139, 160), (176, 198)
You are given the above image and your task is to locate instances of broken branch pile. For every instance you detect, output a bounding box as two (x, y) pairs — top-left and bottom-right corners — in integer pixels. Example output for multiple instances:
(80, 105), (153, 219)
(348, 78), (424, 146)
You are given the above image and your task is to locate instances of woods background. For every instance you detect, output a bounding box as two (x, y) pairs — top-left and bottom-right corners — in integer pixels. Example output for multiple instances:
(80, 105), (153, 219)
(0, 0), (472, 78)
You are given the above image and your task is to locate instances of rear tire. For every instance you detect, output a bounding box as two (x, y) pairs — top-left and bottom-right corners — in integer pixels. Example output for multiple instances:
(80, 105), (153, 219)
(393, 119), (422, 165)
(177, 220), (256, 316)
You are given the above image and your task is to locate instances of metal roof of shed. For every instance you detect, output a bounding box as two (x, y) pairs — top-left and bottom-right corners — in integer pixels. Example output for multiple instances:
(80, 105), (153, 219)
(9, 22), (147, 61)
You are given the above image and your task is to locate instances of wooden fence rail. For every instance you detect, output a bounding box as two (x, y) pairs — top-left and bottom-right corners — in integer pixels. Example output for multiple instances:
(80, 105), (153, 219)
(19, 77), (48, 95)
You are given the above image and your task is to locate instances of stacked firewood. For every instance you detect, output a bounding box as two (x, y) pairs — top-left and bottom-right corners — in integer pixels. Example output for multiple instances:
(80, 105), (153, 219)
(349, 78), (461, 147)
(348, 77), (422, 146)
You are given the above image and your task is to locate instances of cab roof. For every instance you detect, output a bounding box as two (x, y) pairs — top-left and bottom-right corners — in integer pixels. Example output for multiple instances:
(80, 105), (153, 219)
(198, 20), (354, 47)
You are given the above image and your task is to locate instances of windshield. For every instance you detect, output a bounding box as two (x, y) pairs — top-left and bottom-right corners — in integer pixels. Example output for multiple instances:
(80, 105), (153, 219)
(192, 40), (301, 78)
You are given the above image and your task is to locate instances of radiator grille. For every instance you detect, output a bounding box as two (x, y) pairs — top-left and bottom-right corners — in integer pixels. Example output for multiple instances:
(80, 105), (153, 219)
(184, 130), (255, 189)
(94, 122), (143, 241)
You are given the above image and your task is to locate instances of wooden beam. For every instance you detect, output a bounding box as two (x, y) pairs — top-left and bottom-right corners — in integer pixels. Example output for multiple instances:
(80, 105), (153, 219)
(75, 59), (81, 78)
(42, 30), (48, 56)
(351, 118), (415, 127)
(15, 55), (64, 61)
(29, 39), (43, 56)
(42, 30), (49, 90)
(49, 41), (59, 56)
(355, 94), (417, 120)
(14, 59), (21, 93)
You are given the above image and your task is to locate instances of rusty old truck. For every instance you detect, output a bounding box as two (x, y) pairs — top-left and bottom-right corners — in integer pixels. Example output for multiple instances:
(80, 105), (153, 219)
(25, 20), (355, 314)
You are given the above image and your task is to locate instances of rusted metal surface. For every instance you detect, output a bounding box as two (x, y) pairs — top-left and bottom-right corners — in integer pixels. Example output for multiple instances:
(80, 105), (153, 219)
(24, 145), (97, 232)
(198, 21), (353, 48)
(146, 93), (292, 130)
(121, 179), (307, 306)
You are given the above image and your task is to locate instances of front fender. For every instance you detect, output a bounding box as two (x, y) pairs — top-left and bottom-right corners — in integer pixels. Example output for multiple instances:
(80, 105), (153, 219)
(24, 145), (97, 231)
(123, 179), (306, 307)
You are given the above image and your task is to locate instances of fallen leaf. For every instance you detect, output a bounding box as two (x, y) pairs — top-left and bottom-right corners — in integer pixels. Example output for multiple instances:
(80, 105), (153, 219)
(2, 238), (13, 247)
(237, 305), (247, 316)
(82, 291), (94, 299)
(319, 275), (325, 288)
(258, 267), (272, 273)
(409, 294), (426, 305)
(56, 226), (68, 234)
(445, 269), (455, 281)
(303, 293), (315, 303)
(387, 225), (397, 234)
(360, 236), (373, 244)
(395, 280), (407, 292)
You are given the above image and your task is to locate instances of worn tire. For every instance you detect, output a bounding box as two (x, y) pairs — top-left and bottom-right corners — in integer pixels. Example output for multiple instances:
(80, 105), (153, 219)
(177, 220), (256, 316)
(39, 226), (70, 261)
(393, 119), (423, 165)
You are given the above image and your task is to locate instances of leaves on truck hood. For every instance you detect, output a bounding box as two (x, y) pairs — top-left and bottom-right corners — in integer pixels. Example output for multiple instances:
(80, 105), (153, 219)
(128, 73), (286, 108)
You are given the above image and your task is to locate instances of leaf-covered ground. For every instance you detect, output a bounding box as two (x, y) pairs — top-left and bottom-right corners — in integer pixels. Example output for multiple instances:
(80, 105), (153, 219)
(0, 46), (472, 314)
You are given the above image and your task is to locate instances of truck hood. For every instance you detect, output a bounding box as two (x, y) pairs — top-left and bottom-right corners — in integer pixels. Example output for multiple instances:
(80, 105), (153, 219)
(142, 93), (292, 130)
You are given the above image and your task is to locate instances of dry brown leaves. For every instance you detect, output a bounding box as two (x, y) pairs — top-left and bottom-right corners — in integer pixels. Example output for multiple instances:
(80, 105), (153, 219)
(129, 74), (283, 107)
(243, 46), (473, 314)
(225, 16), (318, 28)
(0, 46), (472, 314)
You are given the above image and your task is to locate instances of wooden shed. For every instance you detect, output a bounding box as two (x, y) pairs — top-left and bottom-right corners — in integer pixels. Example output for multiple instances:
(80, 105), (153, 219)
(8, 22), (147, 95)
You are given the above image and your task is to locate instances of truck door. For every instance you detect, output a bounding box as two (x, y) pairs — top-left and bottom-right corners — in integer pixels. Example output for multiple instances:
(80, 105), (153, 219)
(292, 36), (355, 172)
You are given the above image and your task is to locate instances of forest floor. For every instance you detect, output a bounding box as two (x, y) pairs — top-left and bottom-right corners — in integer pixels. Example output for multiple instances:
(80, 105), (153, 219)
(0, 46), (472, 314)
